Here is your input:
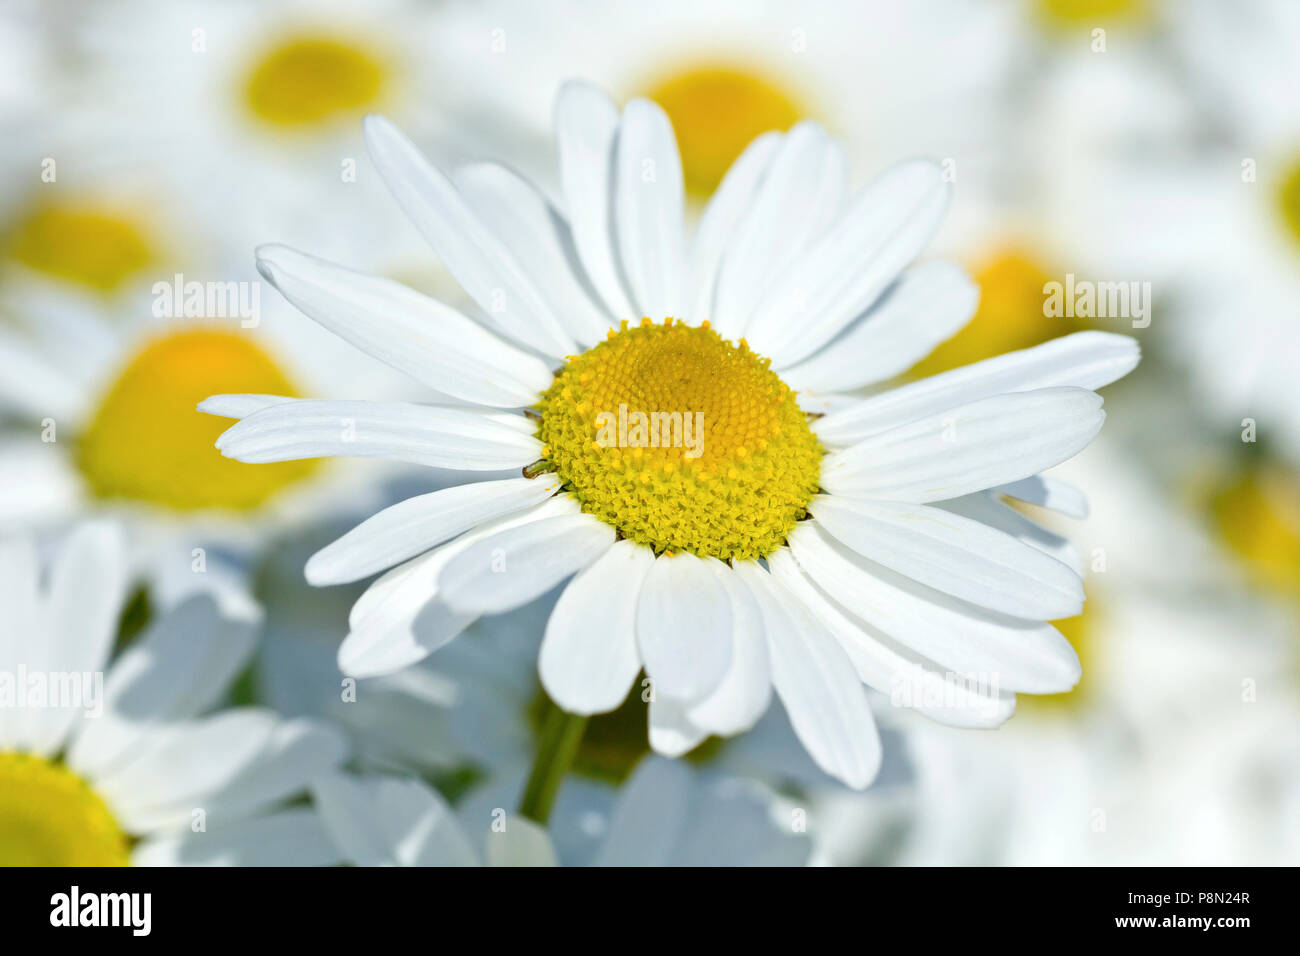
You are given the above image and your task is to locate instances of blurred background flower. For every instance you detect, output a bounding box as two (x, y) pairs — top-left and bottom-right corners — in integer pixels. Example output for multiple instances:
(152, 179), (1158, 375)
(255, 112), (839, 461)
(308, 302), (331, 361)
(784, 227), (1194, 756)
(1, 0), (1297, 866)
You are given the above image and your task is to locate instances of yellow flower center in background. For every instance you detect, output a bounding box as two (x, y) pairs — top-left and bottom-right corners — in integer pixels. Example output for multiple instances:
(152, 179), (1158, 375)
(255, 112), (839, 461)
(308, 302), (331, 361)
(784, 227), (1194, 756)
(244, 35), (387, 128)
(1036, 0), (1148, 30)
(1024, 606), (1097, 714)
(0, 752), (129, 866)
(910, 248), (1078, 378)
(1275, 157), (1300, 252)
(1209, 466), (1300, 597)
(77, 329), (318, 512)
(5, 203), (154, 293)
(645, 65), (803, 197)
(537, 320), (821, 561)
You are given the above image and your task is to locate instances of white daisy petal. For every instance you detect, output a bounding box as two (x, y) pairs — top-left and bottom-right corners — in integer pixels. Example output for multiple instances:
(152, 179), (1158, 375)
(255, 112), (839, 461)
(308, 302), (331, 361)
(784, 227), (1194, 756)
(455, 162), (614, 348)
(363, 113), (575, 358)
(483, 818), (557, 867)
(305, 474), (561, 585)
(821, 387), (1105, 502)
(0, 329), (87, 421)
(788, 523), (1080, 694)
(438, 513), (616, 616)
(133, 809), (341, 867)
(941, 491), (1084, 576)
(200, 718), (349, 822)
(0, 535), (39, 749)
(197, 393), (297, 419)
(539, 540), (653, 715)
(96, 709), (281, 832)
(768, 550), (1016, 729)
(554, 80), (636, 321)
(747, 158), (950, 368)
(712, 122), (841, 338)
(687, 131), (783, 325)
(312, 774), (479, 867)
(339, 497), (578, 678)
(212, 399), (542, 471)
(779, 260), (978, 389)
(254, 243), (552, 406)
(592, 757), (690, 867)
(648, 694), (711, 758)
(685, 567), (772, 736)
(23, 522), (129, 756)
(615, 98), (687, 320)
(636, 552), (733, 702)
(994, 475), (1090, 519)
(815, 330), (1139, 446)
(734, 562), (881, 790)
(810, 496), (1084, 619)
(67, 595), (258, 779)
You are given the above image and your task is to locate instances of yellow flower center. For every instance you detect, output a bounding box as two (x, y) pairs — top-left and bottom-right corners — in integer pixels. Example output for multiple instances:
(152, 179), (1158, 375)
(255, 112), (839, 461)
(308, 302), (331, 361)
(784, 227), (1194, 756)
(1275, 157), (1300, 252)
(244, 34), (387, 128)
(0, 752), (129, 866)
(1036, 0), (1149, 30)
(1209, 466), (1300, 597)
(644, 65), (803, 197)
(911, 247), (1078, 378)
(77, 329), (318, 512)
(5, 203), (154, 293)
(536, 320), (821, 561)
(1024, 606), (1098, 714)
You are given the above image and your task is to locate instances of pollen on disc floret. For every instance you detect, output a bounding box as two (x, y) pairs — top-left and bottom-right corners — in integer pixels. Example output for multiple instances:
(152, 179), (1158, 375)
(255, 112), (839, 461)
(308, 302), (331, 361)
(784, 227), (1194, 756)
(535, 319), (822, 561)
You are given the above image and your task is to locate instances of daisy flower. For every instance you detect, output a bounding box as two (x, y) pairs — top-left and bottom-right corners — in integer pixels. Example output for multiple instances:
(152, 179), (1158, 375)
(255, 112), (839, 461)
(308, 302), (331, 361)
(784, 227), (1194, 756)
(0, 521), (347, 866)
(206, 81), (1137, 790)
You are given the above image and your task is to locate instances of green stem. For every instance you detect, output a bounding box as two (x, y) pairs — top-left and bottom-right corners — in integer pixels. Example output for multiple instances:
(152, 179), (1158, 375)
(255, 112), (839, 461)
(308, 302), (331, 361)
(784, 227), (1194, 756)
(519, 697), (588, 825)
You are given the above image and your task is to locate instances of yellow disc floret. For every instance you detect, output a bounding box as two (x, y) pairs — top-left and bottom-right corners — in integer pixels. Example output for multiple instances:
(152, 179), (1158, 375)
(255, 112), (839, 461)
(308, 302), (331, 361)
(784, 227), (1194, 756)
(244, 34), (387, 128)
(1276, 156), (1300, 253)
(5, 202), (154, 294)
(0, 752), (129, 866)
(77, 328), (318, 511)
(645, 65), (803, 197)
(536, 319), (821, 561)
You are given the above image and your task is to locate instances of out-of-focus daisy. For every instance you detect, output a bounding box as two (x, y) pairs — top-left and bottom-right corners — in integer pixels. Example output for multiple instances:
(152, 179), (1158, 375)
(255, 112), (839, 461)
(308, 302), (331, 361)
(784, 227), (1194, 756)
(0, 521), (347, 866)
(207, 82), (1137, 790)
(314, 756), (808, 867)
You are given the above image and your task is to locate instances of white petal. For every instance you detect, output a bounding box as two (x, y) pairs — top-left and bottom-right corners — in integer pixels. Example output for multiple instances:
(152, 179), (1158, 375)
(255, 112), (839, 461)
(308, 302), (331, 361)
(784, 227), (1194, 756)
(133, 808), (342, 867)
(687, 131), (783, 324)
(0, 329), (88, 421)
(438, 513), (615, 616)
(995, 475), (1089, 518)
(592, 757), (690, 866)
(484, 818), (557, 867)
(312, 774), (479, 867)
(22, 522), (128, 756)
(636, 552), (733, 701)
(454, 163), (614, 348)
(685, 567), (772, 736)
(306, 474), (561, 585)
(96, 709), (280, 832)
(363, 114), (574, 357)
(648, 694), (710, 758)
(339, 497), (577, 677)
(768, 549), (1016, 729)
(539, 540), (653, 715)
(788, 523), (1080, 694)
(254, 243), (552, 406)
(712, 122), (842, 339)
(816, 330), (1139, 446)
(734, 562), (881, 790)
(197, 393), (297, 419)
(67, 595), (258, 779)
(0, 535), (39, 750)
(747, 159), (950, 367)
(554, 80), (636, 321)
(779, 260), (978, 389)
(941, 491), (1083, 576)
(822, 387), (1105, 502)
(615, 98), (687, 320)
(810, 496), (1083, 619)
(213, 399), (542, 470)
(200, 718), (349, 821)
